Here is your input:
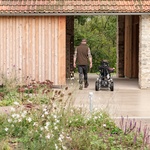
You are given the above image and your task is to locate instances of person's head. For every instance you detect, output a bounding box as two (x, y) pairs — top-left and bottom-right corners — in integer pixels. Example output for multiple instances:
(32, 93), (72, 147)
(81, 39), (87, 44)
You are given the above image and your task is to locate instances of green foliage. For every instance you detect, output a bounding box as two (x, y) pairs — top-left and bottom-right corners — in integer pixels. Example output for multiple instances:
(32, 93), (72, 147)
(74, 16), (117, 72)
(0, 74), (149, 149)
(1, 106), (149, 150)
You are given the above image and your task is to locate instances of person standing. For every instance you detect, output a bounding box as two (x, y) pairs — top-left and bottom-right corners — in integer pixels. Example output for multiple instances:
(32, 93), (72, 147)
(73, 39), (92, 90)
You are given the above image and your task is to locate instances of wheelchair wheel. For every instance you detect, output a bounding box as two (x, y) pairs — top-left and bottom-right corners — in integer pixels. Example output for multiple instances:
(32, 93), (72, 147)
(110, 82), (114, 91)
(95, 81), (99, 91)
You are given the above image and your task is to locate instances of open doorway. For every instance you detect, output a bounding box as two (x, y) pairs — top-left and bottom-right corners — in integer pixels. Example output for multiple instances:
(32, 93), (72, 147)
(66, 15), (139, 83)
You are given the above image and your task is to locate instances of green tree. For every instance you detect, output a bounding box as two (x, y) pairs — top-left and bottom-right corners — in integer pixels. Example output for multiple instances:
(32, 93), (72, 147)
(74, 16), (117, 72)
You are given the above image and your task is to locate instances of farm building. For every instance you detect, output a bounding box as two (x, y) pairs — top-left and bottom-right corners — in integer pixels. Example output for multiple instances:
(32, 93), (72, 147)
(0, 0), (150, 88)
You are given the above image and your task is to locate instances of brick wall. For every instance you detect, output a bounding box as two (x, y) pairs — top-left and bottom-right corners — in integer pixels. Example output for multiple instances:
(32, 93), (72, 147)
(139, 15), (150, 89)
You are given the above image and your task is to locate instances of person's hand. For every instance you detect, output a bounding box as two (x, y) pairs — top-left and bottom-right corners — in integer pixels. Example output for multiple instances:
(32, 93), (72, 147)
(74, 63), (76, 68)
(90, 63), (92, 69)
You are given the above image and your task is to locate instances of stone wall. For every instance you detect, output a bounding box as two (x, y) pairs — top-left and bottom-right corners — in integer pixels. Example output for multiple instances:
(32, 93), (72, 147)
(139, 15), (150, 89)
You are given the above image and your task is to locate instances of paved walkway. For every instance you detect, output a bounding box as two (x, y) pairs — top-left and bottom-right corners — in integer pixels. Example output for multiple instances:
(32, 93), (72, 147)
(1, 73), (150, 125)
(67, 73), (150, 119)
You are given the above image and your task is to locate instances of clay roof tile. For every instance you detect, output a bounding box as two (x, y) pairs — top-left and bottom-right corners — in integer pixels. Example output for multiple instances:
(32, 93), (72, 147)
(0, 0), (149, 14)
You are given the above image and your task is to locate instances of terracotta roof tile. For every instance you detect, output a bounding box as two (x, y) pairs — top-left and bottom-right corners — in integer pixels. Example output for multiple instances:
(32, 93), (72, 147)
(0, 0), (150, 14)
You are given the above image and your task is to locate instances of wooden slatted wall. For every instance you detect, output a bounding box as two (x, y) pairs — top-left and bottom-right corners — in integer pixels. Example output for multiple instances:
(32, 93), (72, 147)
(0, 16), (66, 85)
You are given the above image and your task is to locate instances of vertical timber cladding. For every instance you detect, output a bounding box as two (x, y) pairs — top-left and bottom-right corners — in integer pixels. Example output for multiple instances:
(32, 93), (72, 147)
(124, 15), (139, 78)
(0, 16), (66, 85)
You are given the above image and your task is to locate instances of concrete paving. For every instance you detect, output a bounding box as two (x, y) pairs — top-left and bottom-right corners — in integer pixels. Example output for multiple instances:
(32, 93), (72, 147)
(67, 73), (150, 119)
(1, 73), (150, 125)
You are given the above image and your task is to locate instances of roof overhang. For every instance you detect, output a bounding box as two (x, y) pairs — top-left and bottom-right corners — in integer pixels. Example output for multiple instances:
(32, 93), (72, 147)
(0, 12), (150, 16)
(0, 0), (150, 16)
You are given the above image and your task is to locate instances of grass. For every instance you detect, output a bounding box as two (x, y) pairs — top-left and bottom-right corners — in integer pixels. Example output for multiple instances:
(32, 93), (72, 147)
(0, 73), (150, 149)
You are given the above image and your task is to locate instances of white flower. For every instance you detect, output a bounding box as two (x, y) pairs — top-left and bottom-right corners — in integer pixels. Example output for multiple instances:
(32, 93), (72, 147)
(12, 113), (20, 119)
(58, 134), (64, 142)
(18, 118), (22, 122)
(43, 108), (47, 112)
(23, 110), (27, 115)
(5, 128), (9, 132)
(94, 116), (98, 120)
(46, 122), (50, 126)
(40, 127), (44, 131)
(100, 113), (103, 117)
(44, 126), (49, 131)
(33, 122), (38, 127)
(42, 114), (44, 118)
(8, 118), (12, 123)
(14, 101), (19, 105)
(53, 115), (57, 119)
(58, 137), (62, 142)
(62, 145), (67, 150)
(21, 111), (27, 118)
(10, 107), (16, 112)
(26, 117), (32, 122)
(44, 111), (49, 115)
(46, 134), (50, 139)
(103, 124), (106, 127)
(54, 126), (58, 130)
(55, 144), (58, 149)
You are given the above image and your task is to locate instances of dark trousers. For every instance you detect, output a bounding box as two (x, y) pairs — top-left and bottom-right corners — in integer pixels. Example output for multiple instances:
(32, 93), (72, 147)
(78, 65), (88, 84)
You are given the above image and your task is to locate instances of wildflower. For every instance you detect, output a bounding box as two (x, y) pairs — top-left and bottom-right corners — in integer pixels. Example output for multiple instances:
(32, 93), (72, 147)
(53, 115), (57, 119)
(58, 134), (64, 142)
(21, 112), (27, 118)
(44, 111), (49, 115)
(46, 134), (51, 139)
(54, 126), (58, 130)
(62, 145), (67, 150)
(10, 107), (16, 112)
(33, 122), (38, 127)
(40, 127), (44, 131)
(8, 118), (12, 123)
(103, 124), (106, 127)
(43, 108), (47, 112)
(14, 101), (19, 105)
(22, 110), (27, 115)
(55, 144), (58, 150)
(94, 116), (98, 120)
(56, 119), (60, 123)
(46, 122), (50, 126)
(12, 113), (20, 119)
(44, 126), (49, 131)
(5, 128), (9, 132)
(27, 117), (32, 122)
(100, 113), (103, 117)
(18, 118), (22, 122)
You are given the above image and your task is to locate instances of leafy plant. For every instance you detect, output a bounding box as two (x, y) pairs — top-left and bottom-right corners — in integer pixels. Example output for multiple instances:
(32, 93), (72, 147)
(74, 16), (117, 73)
